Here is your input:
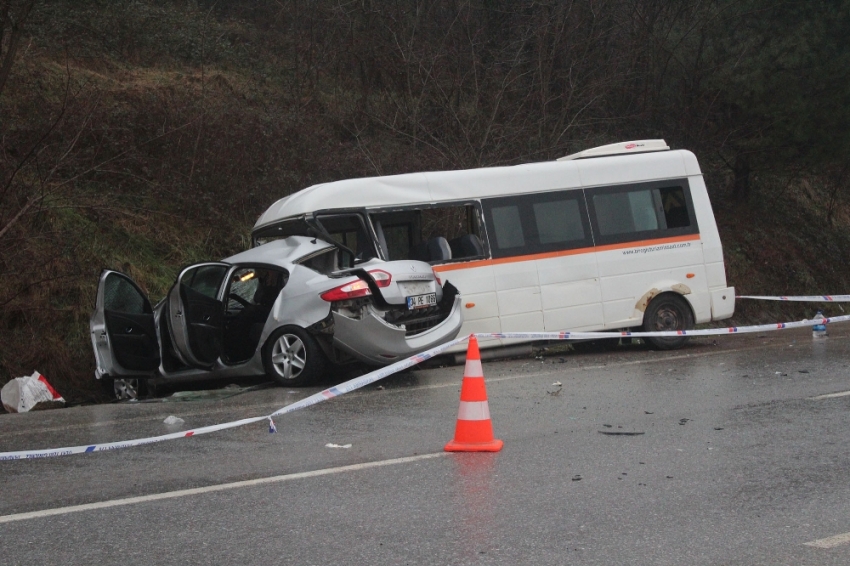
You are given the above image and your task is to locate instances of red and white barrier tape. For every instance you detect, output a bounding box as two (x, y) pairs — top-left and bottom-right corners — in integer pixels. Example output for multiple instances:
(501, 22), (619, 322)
(2, 313), (846, 460)
(0, 337), (467, 461)
(738, 295), (850, 302)
(485, 313), (849, 341)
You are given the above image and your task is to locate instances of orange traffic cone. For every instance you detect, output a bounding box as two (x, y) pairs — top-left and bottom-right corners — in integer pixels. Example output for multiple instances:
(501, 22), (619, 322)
(445, 335), (503, 452)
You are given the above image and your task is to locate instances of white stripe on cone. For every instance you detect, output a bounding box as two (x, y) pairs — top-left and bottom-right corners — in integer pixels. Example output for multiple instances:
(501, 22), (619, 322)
(464, 359), (483, 377)
(457, 401), (491, 421)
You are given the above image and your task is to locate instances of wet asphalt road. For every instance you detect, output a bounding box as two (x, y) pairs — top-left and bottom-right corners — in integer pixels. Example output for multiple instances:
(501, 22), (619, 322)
(3, 326), (850, 565)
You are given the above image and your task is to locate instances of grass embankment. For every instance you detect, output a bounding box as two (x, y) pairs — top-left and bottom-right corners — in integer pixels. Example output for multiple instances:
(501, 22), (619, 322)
(2, 8), (850, 405)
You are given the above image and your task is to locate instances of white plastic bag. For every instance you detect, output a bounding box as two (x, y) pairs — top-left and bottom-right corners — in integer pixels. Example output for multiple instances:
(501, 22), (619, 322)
(1, 371), (65, 413)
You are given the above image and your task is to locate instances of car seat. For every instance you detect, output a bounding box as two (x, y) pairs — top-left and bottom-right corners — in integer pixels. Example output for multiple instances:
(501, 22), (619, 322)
(427, 237), (452, 261)
(448, 234), (484, 258)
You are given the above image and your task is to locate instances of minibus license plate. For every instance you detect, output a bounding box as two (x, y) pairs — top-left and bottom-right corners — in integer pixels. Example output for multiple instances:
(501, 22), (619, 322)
(407, 293), (436, 310)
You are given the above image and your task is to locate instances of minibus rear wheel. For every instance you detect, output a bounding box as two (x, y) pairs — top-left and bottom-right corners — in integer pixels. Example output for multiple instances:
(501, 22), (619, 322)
(642, 293), (694, 350)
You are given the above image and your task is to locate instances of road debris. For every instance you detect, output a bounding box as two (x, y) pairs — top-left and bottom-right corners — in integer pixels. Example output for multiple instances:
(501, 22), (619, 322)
(1, 371), (64, 413)
(163, 415), (185, 425)
(598, 431), (645, 436)
(158, 383), (271, 402)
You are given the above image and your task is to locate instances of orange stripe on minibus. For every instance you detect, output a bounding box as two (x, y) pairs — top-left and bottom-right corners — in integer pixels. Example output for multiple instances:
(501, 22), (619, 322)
(432, 233), (701, 272)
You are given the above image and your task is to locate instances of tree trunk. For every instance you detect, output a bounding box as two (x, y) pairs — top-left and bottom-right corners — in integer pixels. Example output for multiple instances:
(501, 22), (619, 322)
(0, 0), (36, 99)
(732, 154), (751, 201)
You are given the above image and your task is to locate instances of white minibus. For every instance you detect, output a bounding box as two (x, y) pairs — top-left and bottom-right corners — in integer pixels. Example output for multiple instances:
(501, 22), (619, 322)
(252, 140), (735, 352)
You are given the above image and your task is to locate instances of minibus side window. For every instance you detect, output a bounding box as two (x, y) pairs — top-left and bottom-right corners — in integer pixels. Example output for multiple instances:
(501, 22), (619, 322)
(315, 213), (378, 265)
(593, 190), (659, 235)
(660, 186), (690, 228)
(533, 199), (585, 244)
(585, 180), (698, 247)
(370, 204), (486, 263)
(490, 206), (525, 249)
(482, 191), (593, 259)
(380, 224), (413, 261)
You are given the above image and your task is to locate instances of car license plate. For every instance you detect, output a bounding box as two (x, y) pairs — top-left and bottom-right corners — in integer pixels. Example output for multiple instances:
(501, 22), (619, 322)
(406, 293), (436, 310)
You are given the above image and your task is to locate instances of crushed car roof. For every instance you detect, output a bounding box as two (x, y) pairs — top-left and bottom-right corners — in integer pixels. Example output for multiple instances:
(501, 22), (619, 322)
(222, 236), (334, 266)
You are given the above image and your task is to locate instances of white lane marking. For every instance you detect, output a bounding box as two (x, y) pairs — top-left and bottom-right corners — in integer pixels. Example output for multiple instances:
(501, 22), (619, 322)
(804, 532), (850, 548)
(810, 390), (850, 400)
(0, 452), (448, 525)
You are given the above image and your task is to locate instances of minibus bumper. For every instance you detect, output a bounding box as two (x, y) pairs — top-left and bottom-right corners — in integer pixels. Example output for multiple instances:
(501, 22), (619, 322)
(710, 287), (735, 320)
(331, 295), (464, 364)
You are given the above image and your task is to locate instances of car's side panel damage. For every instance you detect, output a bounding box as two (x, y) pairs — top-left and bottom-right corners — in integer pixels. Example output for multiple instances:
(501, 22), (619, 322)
(90, 236), (464, 397)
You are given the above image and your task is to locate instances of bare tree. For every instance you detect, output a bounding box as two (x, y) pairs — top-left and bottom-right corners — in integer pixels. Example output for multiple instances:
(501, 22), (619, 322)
(0, 0), (35, 98)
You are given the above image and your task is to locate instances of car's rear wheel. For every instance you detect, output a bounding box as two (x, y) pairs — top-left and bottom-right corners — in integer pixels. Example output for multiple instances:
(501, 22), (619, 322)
(262, 326), (325, 387)
(642, 293), (694, 350)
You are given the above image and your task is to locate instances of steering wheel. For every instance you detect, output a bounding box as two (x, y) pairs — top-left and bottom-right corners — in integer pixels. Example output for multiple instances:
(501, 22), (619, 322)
(228, 293), (250, 308)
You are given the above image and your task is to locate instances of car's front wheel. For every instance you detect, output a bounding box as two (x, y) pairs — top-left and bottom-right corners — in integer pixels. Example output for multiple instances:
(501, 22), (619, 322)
(105, 377), (147, 401)
(642, 293), (694, 350)
(262, 326), (325, 387)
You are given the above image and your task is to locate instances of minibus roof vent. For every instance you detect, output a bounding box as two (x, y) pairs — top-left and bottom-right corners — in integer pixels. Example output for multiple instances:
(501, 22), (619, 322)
(557, 139), (670, 161)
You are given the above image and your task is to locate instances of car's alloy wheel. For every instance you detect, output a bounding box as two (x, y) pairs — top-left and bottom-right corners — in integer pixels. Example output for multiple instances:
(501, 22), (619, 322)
(113, 378), (141, 400)
(642, 293), (694, 350)
(262, 326), (325, 387)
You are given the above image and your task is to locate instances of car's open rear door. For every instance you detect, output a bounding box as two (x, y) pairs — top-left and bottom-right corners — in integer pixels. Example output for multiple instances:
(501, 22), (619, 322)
(167, 262), (231, 369)
(90, 270), (160, 379)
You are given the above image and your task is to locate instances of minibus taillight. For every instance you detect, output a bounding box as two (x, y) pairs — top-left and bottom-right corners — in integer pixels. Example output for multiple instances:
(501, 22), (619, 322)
(320, 270), (392, 301)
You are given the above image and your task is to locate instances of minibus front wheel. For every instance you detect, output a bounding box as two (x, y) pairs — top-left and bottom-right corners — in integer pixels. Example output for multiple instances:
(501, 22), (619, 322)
(642, 293), (694, 350)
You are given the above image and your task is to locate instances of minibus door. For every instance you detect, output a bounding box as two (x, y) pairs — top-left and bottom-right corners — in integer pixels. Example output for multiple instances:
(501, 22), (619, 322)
(528, 193), (601, 334)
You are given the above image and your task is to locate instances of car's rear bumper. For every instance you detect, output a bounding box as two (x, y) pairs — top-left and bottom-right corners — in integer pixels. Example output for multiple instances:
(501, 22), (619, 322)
(332, 295), (463, 364)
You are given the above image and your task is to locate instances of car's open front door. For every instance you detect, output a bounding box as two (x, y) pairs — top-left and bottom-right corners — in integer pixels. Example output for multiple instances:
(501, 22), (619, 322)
(167, 262), (231, 369)
(90, 270), (160, 379)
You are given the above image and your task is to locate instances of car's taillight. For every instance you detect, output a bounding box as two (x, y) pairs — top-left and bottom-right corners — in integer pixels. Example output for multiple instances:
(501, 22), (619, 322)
(432, 268), (442, 286)
(368, 269), (392, 288)
(320, 270), (391, 302)
(320, 279), (372, 301)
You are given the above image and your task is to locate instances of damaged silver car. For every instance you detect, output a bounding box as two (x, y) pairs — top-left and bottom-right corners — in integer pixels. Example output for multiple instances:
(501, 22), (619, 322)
(90, 236), (462, 399)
